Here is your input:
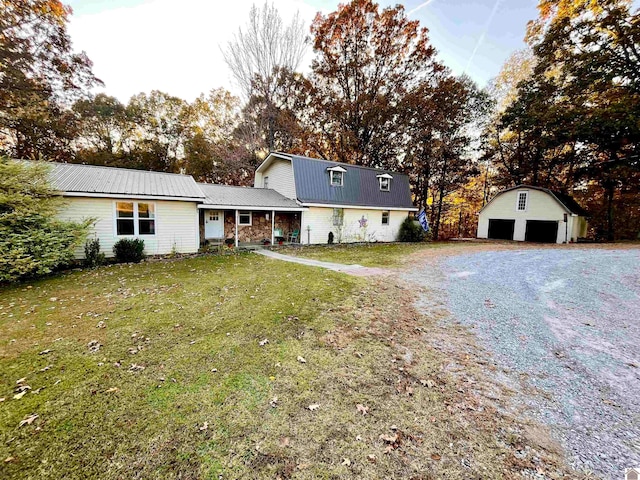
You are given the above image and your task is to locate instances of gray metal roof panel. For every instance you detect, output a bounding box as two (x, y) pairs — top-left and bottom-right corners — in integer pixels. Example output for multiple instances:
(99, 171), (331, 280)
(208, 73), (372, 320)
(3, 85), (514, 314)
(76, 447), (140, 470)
(47, 162), (204, 199)
(280, 154), (414, 208)
(198, 183), (301, 209)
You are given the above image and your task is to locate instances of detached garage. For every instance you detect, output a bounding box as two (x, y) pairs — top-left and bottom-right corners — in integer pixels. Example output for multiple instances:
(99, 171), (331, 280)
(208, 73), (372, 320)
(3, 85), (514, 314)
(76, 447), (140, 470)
(477, 185), (588, 244)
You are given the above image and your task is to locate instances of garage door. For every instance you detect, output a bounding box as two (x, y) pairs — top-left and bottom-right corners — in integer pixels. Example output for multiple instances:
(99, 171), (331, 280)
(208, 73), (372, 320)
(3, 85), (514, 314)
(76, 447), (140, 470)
(488, 219), (515, 240)
(525, 220), (558, 243)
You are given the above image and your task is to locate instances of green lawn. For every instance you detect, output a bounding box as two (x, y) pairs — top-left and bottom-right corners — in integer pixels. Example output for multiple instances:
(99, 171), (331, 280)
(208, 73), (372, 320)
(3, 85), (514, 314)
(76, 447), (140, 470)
(279, 242), (446, 267)
(0, 253), (571, 479)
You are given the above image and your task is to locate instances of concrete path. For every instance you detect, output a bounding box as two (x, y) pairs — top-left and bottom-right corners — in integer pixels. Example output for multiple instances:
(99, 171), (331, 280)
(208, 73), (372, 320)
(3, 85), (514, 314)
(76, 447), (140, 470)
(254, 250), (388, 277)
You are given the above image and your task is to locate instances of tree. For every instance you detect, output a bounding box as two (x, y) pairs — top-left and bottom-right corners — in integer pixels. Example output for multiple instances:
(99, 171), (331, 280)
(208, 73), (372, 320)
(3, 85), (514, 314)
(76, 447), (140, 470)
(223, 2), (308, 151)
(72, 94), (133, 166)
(0, 158), (92, 282)
(0, 0), (101, 160)
(309, 0), (445, 167)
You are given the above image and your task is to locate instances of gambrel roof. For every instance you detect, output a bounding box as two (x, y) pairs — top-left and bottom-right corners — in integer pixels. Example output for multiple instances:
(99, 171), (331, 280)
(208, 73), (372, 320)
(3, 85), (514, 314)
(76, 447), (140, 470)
(261, 153), (416, 210)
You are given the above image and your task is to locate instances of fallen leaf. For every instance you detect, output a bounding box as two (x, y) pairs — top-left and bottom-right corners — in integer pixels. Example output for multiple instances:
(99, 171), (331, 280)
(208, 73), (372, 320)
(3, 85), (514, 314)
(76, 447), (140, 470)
(13, 391), (27, 400)
(4, 456), (15, 463)
(38, 349), (52, 355)
(39, 365), (52, 372)
(259, 339), (269, 346)
(270, 397), (279, 408)
(430, 453), (442, 461)
(379, 433), (398, 443)
(296, 356), (306, 363)
(18, 414), (38, 427)
(279, 436), (290, 447)
(308, 404), (320, 411)
(356, 404), (369, 416)
(16, 377), (27, 384)
(341, 458), (351, 466)
(129, 364), (145, 372)
(367, 454), (376, 463)
(210, 368), (218, 372)
(199, 422), (208, 431)
(105, 387), (119, 393)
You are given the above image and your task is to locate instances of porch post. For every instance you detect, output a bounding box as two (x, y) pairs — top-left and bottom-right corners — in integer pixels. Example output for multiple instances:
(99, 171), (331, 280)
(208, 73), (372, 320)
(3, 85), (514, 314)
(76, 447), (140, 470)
(271, 210), (275, 246)
(235, 209), (239, 247)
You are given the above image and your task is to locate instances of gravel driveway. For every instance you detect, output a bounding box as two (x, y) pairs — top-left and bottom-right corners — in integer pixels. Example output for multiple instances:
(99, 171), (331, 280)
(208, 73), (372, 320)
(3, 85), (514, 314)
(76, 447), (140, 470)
(410, 248), (640, 479)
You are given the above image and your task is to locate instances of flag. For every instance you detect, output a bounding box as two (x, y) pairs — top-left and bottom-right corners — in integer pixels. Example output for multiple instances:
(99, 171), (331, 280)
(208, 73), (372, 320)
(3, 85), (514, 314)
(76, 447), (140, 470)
(417, 209), (429, 232)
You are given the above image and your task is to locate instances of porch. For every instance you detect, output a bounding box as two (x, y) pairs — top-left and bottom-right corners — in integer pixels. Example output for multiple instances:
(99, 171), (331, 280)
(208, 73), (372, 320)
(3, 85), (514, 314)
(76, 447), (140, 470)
(199, 208), (302, 248)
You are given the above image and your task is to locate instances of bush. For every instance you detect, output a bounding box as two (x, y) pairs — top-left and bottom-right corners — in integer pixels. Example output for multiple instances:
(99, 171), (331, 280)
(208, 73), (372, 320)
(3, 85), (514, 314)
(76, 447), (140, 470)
(398, 216), (425, 242)
(84, 238), (106, 268)
(0, 159), (92, 283)
(113, 238), (145, 263)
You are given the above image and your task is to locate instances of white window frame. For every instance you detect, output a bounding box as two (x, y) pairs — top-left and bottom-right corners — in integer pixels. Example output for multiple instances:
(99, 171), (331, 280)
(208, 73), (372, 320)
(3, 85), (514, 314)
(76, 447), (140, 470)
(330, 170), (344, 187)
(379, 177), (390, 191)
(516, 191), (528, 212)
(381, 210), (390, 225)
(263, 176), (269, 188)
(238, 210), (252, 226)
(114, 201), (157, 237)
(332, 208), (344, 226)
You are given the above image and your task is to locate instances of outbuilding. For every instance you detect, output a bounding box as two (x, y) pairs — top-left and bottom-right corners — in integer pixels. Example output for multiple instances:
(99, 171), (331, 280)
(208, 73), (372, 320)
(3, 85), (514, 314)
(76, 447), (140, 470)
(477, 185), (588, 244)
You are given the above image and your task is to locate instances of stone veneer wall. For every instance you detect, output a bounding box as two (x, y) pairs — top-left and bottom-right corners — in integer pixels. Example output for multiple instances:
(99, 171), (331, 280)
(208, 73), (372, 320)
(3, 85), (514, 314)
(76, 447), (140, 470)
(221, 211), (301, 243)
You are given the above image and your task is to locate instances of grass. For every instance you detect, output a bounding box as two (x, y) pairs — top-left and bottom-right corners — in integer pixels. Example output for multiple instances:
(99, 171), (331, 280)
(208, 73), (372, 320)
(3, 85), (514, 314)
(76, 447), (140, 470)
(279, 242), (447, 268)
(0, 252), (574, 479)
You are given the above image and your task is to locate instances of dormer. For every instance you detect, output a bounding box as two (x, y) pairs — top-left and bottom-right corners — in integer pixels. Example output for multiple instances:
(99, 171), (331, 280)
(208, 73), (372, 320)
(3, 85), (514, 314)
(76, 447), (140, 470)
(327, 165), (347, 187)
(376, 173), (393, 192)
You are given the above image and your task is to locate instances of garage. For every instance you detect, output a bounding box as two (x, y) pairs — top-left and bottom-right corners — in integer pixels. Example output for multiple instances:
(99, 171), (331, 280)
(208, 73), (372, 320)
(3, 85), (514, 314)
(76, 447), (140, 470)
(488, 219), (515, 240)
(525, 220), (558, 243)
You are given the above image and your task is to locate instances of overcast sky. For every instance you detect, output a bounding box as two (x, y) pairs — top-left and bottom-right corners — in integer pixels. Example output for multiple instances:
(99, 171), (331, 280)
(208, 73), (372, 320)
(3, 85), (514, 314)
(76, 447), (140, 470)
(66, 0), (539, 102)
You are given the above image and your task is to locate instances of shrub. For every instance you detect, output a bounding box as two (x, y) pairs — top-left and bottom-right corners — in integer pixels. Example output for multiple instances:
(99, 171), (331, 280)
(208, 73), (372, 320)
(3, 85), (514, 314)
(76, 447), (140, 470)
(0, 159), (92, 283)
(113, 238), (145, 263)
(398, 216), (425, 242)
(84, 238), (106, 268)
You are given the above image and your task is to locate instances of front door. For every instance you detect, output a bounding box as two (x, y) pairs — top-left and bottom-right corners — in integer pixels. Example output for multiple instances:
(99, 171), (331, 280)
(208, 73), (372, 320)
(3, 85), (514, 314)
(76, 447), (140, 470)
(205, 210), (223, 238)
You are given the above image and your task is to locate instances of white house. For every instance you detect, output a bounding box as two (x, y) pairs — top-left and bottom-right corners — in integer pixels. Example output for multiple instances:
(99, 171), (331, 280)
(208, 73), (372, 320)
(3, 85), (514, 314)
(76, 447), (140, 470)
(255, 152), (418, 244)
(477, 185), (588, 244)
(50, 163), (204, 257)
(45, 153), (417, 258)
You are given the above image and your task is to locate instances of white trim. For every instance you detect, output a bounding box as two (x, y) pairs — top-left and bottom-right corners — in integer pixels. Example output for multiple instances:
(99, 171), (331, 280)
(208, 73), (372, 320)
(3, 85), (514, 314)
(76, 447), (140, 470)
(63, 191), (203, 202)
(327, 166), (348, 173)
(376, 173), (393, 179)
(198, 204), (304, 212)
(300, 202), (418, 212)
(378, 177), (390, 192)
(381, 210), (390, 225)
(238, 210), (252, 226)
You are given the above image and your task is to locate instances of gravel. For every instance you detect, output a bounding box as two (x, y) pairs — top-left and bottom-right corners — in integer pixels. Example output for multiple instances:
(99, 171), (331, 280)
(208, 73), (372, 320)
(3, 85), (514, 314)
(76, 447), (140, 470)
(408, 248), (640, 480)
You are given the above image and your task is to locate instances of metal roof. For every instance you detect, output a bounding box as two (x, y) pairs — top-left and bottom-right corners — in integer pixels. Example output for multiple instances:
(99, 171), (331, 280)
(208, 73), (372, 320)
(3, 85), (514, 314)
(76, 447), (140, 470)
(198, 183), (302, 210)
(481, 185), (589, 216)
(47, 162), (204, 200)
(271, 153), (415, 209)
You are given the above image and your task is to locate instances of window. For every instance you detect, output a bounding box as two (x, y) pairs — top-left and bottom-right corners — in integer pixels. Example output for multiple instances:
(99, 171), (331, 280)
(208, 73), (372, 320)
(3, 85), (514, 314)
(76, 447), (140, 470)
(332, 208), (344, 226)
(116, 202), (155, 236)
(379, 177), (390, 191)
(331, 170), (343, 186)
(209, 212), (219, 222)
(238, 211), (252, 226)
(263, 176), (269, 188)
(516, 191), (528, 211)
(116, 202), (134, 235)
(382, 210), (390, 225)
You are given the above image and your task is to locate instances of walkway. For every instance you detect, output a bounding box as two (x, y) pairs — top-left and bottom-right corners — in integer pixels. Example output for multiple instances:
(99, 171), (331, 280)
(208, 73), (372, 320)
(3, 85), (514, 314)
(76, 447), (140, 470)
(254, 250), (388, 277)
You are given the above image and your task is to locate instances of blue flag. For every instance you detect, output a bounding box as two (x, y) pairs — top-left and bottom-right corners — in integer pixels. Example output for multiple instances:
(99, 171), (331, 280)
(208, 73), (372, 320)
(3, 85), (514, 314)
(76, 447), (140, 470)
(417, 209), (430, 232)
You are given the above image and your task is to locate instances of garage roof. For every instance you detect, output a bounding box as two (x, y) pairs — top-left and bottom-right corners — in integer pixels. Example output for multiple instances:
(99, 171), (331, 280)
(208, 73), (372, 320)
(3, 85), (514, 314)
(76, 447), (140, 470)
(483, 185), (589, 216)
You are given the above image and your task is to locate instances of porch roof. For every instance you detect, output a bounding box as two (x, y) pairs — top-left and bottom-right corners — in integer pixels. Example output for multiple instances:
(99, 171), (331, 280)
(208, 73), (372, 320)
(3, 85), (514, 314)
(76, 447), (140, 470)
(197, 183), (304, 211)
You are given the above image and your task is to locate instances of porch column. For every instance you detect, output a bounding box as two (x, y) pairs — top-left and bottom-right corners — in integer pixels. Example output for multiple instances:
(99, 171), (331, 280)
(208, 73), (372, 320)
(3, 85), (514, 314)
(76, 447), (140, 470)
(235, 209), (239, 247)
(271, 210), (275, 246)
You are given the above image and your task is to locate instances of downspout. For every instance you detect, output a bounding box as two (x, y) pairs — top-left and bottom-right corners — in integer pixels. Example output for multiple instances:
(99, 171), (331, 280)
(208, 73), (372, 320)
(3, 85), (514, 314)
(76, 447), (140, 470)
(271, 210), (275, 246)
(235, 210), (239, 248)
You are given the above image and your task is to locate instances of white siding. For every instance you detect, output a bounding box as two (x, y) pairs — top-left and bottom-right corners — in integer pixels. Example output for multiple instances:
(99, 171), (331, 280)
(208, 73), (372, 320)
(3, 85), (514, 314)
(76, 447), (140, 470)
(254, 159), (296, 200)
(58, 197), (200, 258)
(300, 206), (409, 244)
(478, 188), (581, 243)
